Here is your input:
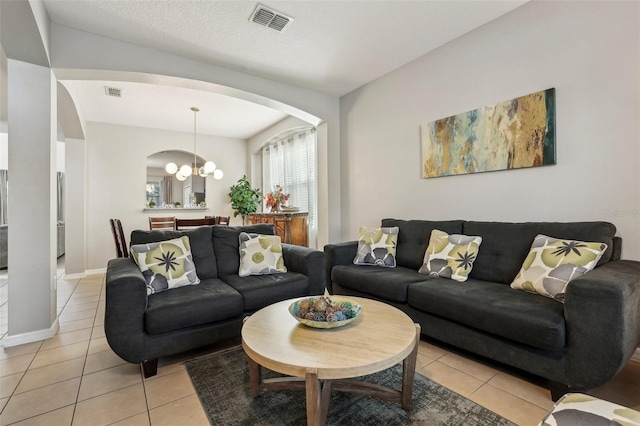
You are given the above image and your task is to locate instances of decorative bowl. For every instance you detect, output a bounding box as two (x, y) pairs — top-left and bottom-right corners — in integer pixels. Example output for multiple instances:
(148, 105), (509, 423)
(281, 206), (300, 212)
(288, 296), (362, 329)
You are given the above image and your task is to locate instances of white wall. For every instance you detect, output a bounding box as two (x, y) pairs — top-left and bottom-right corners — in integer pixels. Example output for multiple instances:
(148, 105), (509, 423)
(0, 133), (7, 169)
(56, 141), (64, 172)
(0, 138), (63, 171)
(64, 137), (85, 276)
(339, 1), (640, 260)
(86, 122), (246, 270)
(0, 44), (7, 133)
(7, 59), (57, 341)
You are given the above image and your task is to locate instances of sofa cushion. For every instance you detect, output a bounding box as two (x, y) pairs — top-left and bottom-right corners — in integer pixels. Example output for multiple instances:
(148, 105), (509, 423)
(130, 236), (200, 295)
(381, 219), (464, 270)
(130, 226), (218, 279)
(408, 278), (566, 351)
(510, 234), (607, 302)
(332, 264), (428, 303)
(239, 233), (287, 277)
(418, 230), (482, 282)
(213, 224), (276, 277)
(220, 272), (309, 311)
(462, 221), (616, 284)
(144, 278), (243, 335)
(353, 226), (399, 267)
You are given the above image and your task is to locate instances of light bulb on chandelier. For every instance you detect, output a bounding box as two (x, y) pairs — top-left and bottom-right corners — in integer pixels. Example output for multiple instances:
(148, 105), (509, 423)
(165, 107), (223, 180)
(165, 162), (178, 175)
(179, 164), (192, 177)
(204, 161), (216, 174)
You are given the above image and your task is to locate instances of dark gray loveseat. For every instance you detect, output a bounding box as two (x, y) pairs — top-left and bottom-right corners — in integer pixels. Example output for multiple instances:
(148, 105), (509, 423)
(325, 219), (640, 399)
(105, 224), (325, 377)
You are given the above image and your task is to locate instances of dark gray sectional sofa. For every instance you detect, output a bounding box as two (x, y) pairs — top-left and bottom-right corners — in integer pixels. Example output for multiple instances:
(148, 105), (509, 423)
(105, 224), (325, 377)
(325, 219), (640, 399)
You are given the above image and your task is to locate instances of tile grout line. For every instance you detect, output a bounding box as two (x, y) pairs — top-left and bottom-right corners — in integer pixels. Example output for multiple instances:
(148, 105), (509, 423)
(71, 276), (105, 426)
(141, 367), (153, 426)
(1, 273), (87, 424)
(470, 381), (552, 412)
(1, 274), (100, 424)
(0, 340), (46, 418)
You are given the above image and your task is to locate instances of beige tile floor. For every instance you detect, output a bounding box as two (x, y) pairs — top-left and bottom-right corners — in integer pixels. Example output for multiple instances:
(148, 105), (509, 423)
(0, 271), (638, 425)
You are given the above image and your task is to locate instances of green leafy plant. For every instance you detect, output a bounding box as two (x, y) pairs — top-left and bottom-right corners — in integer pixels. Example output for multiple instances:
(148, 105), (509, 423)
(148, 201), (156, 208)
(229, 175), (262, 225)
(174, 201), (181, 207)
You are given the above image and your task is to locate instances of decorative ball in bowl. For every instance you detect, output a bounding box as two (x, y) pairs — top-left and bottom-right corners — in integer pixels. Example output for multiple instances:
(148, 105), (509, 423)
(288, 296), (362, 329)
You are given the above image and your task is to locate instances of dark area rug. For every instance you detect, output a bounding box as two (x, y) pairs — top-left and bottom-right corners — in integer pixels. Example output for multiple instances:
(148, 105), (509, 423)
(185, 347), (516, 426)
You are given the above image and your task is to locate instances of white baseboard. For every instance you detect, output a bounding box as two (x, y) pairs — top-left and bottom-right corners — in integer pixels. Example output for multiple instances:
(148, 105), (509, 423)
(63, 268), (105, 280)
(632, 348), (640, 363)
(63, 272), (86, 280)
(1, 319), (59, 348)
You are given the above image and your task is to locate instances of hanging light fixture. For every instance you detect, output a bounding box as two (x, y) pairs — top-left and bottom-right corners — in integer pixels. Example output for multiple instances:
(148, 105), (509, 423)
(165, 107), (224, 181)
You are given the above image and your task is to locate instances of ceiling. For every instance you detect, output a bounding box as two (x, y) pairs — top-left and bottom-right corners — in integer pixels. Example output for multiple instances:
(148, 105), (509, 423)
(44, 0), (528, 139)
(60, 80), (289, 139)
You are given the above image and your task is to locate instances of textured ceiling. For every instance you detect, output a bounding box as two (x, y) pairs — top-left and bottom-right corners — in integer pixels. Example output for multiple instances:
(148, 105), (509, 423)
(43, 0), (528, 139)
(44, 0), (527, 97)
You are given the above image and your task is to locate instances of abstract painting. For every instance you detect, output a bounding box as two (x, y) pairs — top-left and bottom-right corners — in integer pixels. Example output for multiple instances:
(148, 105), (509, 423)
(421, 88), (555, 178)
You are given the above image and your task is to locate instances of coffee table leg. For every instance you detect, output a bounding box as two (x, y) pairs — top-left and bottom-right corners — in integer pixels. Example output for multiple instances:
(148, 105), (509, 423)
(401, 323), (421, 410)
(319, 381), (332, 425)
(305, 369), (322, 426)
(248, 356), (262, 398)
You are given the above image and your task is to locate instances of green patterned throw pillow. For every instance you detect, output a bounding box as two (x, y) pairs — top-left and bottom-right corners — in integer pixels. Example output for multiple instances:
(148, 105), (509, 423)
(353, 226), (399, 268)
(510, 234), (607, 302)
(238, 232), (287, 277)
(130, 236), (200, 295)
(540, 393), (640, 425)
(418, 229), (482, 282)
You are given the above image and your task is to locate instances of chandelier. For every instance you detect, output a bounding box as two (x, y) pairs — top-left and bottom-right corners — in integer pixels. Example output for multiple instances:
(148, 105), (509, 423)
(165, 107), (224, 182)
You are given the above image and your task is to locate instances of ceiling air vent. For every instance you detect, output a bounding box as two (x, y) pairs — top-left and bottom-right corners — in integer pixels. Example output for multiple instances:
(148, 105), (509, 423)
(104, 86), (123, 97)
(250, 4), (293, 32)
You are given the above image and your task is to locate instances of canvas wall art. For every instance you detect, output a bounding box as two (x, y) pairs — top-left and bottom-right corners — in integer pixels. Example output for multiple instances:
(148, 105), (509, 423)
(421, 88), (556, 178)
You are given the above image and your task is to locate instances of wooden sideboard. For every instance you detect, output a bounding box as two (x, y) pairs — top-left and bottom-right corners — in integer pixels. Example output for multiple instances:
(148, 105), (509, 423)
(248, 212), (309, 247)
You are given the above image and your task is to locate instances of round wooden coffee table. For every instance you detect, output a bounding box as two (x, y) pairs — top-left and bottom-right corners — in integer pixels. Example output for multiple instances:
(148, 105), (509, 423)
(241, 296), (420, 426)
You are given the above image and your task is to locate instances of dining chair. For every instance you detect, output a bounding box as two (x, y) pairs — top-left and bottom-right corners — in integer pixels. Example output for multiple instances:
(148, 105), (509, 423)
(216, 216), (230, 226)
(109, 218), (129, 258)
(149, 216), (176, 230)
(174, 217), (217, 230)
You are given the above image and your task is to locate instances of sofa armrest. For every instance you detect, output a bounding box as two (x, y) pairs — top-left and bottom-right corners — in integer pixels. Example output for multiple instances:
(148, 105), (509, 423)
(105, 258), (148, 363)
(324, 241), (358, 293)
(282, 244), (325, 296)
(564, 260), (640, 390)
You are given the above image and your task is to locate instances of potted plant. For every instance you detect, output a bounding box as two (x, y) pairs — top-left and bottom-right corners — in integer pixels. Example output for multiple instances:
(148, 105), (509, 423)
(229, 175), (262, 225)
(148, 201), (156, 208)
(174, 201), (181, 208)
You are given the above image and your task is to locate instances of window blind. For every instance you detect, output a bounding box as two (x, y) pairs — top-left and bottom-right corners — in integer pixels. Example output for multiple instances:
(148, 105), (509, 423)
(262, 129), (317, 247)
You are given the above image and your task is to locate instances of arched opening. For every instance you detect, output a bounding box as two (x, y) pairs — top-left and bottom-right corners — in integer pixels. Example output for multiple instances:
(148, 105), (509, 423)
(54, 69), (333, 273)
(146, 150), (208, 208)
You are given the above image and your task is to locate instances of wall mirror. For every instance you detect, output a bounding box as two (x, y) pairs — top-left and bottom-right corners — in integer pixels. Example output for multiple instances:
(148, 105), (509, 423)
(146, 150), (207, 208)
